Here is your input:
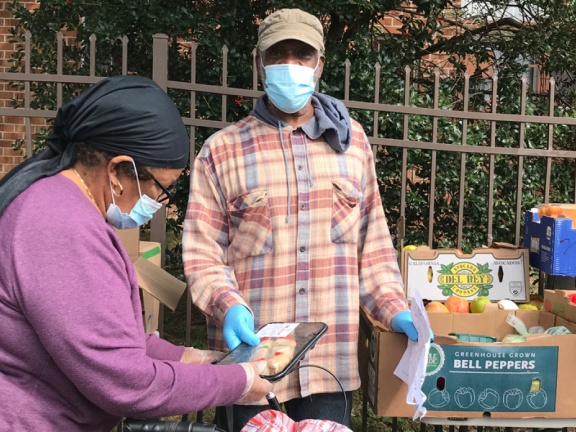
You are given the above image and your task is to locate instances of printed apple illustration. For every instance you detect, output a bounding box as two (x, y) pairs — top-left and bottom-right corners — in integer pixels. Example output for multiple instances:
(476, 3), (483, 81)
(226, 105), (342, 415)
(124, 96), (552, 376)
(470, 296), (491, 313)
(544, 299), (553, 312)
(454, 387), (475, 409)
(428, 388), (450, 408)
(478, 388), (500, 410)
(503, 389), (523, 410)
(445, 296), (470, 313)
(426, 302), (449, 313)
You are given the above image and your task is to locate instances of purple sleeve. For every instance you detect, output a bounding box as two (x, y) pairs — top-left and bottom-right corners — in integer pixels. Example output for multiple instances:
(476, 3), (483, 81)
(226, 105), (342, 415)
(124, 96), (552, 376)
(13, 216), (246, 418)
(146, 334), (186, 361)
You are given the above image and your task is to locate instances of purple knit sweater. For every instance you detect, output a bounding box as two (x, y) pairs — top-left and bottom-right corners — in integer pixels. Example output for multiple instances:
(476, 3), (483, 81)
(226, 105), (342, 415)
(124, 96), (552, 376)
(0, 174), (246, 431)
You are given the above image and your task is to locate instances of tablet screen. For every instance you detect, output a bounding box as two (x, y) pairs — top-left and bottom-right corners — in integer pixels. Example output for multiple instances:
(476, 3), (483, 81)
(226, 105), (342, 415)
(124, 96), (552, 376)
(218, 322), (327, 380)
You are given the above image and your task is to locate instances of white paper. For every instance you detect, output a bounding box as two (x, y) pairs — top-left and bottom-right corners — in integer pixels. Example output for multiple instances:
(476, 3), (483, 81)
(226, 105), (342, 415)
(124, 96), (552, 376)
(393, 290), (431, 420)
(256, 323), (299, 338)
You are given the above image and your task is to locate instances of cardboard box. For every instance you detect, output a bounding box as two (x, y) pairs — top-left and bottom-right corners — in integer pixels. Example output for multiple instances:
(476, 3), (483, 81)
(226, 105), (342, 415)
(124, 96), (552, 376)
(115, 229), (187, 334)
(544, 290), (576, 324)
(524, 210), (576, 276)
(115, 227), (140, 262)
(139, 241), (163, 334)
(402, 243), (530, 302)
(359, 305), (576, 418)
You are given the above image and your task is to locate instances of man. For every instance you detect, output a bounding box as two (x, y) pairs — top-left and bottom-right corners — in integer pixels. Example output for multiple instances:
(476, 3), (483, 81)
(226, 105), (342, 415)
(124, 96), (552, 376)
(183, 8), (429, 430)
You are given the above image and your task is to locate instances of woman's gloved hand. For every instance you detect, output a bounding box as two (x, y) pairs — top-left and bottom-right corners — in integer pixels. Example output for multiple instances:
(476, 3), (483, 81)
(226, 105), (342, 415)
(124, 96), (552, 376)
(390, 311), (435, 342)
(237, 360), (274, 405)
(180, 347), (226, 364)
(223, 305), (261, 350)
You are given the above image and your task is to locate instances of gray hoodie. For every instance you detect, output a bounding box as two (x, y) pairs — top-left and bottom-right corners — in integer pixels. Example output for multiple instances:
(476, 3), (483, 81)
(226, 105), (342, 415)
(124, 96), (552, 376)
(250, 92), (352, 153)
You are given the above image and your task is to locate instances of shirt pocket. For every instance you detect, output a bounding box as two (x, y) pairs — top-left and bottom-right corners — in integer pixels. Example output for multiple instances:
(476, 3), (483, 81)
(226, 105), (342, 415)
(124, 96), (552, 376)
(330, 179), (362, 244)
(228, 188), (274, 259)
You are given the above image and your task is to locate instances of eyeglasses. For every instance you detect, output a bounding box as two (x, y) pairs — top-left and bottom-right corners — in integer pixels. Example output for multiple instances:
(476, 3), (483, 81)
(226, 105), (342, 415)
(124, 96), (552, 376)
(152, 176), (176, 203)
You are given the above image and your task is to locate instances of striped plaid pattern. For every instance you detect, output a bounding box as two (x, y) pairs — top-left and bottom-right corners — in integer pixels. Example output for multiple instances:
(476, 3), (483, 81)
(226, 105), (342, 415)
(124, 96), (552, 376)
(183, 115), (408, 403)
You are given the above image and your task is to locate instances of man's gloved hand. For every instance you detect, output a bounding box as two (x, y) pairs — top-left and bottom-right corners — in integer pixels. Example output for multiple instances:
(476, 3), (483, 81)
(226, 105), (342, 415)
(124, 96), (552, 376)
(180, 347), (226, 364)
(223, 304), (261, 350)
(390, 311), (435, 342)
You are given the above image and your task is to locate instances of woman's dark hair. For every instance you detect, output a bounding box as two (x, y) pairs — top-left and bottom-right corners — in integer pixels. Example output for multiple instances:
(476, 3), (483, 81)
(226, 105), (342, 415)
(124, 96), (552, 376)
(75, 142), (154, 181)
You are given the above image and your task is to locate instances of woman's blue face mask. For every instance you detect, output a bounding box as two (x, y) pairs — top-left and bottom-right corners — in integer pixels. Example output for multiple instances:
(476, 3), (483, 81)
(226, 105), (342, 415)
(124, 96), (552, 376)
(106, 159), (162, 230)
(263, 57), (319, 114)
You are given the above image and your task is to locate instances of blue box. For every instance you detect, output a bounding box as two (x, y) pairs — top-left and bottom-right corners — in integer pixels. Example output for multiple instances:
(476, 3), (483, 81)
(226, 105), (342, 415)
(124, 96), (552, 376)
(524, 210), (576, 276)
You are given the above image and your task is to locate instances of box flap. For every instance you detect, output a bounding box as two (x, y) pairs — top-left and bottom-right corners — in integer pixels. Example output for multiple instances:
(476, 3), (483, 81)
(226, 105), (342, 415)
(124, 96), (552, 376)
(133, 257), (186, 311)
(488, 242), (523, 250)
(544, 289), (576, 324)
(115, 227), (139, 262)
(139, 241), (162, 267)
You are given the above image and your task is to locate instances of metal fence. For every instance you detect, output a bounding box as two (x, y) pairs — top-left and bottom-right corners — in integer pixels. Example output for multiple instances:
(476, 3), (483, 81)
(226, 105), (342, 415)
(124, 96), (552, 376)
(2, 32), (575, 432)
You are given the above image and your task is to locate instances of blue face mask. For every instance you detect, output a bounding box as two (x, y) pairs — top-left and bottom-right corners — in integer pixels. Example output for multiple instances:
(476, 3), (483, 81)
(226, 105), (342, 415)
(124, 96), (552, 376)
(106, 159), (162, 230)
(264, 60), (318, 114)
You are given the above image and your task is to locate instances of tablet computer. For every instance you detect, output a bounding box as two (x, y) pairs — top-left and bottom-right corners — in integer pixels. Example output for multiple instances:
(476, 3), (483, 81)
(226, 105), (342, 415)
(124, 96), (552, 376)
(217, 322), (327, 382)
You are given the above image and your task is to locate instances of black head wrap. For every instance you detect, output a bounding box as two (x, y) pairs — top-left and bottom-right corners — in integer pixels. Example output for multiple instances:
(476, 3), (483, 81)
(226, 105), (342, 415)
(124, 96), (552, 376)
(0, 75), (189, 217)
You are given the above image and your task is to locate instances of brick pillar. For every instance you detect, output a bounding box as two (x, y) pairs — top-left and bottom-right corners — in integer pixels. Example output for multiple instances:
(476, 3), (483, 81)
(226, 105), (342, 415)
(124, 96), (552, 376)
(0, 0), (40, 179)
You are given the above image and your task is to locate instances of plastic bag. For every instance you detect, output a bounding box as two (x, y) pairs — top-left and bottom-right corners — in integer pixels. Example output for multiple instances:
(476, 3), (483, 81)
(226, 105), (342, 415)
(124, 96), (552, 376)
(506, 312), (528, 336)
(502, 334), (526, 343)
(528, 326), (545, 334)
(545, 326), (572, 335)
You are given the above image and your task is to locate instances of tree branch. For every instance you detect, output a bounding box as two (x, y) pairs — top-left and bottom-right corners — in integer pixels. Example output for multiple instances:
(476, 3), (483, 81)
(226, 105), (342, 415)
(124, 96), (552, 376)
(414, 17), (524, 59)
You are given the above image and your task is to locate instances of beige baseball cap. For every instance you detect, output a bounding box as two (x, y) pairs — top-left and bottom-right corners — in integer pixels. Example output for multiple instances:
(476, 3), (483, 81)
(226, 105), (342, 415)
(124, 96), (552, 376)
(257, 9), (324, 52)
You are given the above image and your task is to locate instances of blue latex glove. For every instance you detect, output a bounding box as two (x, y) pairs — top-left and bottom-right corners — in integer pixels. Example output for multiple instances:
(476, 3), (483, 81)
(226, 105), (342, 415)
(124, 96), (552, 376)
(223, 305), (261, 350)
(391, 311), (435, 343)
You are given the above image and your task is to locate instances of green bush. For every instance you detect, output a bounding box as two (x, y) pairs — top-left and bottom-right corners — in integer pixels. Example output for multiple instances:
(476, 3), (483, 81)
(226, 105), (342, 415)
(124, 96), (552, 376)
(5, 0), (576, 277)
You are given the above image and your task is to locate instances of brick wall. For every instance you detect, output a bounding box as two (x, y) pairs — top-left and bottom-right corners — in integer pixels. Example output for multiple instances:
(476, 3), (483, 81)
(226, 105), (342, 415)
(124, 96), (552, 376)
(0, 0), (39, 179)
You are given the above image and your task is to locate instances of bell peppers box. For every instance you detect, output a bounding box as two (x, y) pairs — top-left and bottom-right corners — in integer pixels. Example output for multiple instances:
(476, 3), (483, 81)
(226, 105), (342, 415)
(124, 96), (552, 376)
(401, 243), (530, 302)
(544, 289), (576, 324)
(115, 228), (187, 333)
(524, 210), (576, 276)
(358, 305), (576, 419)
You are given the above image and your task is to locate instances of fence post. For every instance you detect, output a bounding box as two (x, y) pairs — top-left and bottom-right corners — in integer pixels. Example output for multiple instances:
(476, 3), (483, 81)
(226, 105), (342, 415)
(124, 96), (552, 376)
(151, 33), (169, 335)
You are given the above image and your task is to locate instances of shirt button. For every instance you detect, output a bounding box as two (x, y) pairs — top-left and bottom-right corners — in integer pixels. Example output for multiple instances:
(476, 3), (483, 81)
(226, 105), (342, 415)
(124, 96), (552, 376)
(298, 165), (303, 170)
(299, 288), (306, 295)
(300, 204), (306, 210)
(300, 246), (306, 253)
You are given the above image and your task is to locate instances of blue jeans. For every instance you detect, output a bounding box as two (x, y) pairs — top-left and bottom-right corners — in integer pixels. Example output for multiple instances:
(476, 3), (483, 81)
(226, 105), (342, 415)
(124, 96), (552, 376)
(214, 391), (353, 432)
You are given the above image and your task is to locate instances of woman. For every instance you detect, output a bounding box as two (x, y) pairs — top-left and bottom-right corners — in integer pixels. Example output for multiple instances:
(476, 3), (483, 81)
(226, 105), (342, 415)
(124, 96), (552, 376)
(0, 76), (272, 431)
